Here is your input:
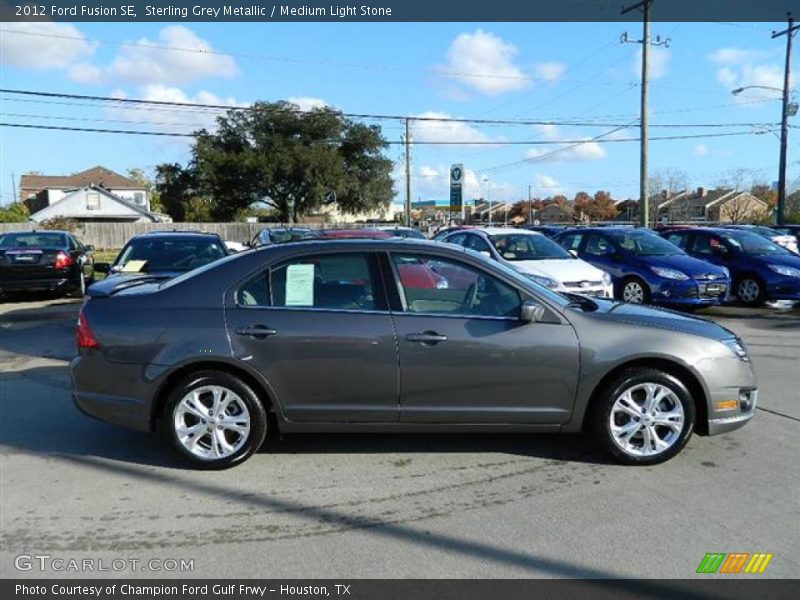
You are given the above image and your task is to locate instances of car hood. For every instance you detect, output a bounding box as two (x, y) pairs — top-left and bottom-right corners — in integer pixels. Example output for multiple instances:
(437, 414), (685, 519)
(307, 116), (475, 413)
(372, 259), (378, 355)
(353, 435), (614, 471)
(88, 272), (181, 297)
(508, 258), (606, 282)
(748, 252), (800, 267)
(641, 254), (727, 277)
(584, 298), (734, 341)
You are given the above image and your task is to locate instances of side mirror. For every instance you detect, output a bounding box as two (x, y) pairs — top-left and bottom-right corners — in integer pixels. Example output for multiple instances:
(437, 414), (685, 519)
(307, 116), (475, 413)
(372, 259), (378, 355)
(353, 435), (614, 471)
(520, 300), (546, 323)
(84, 244), (95, 252)
(94, 262), (110, 274)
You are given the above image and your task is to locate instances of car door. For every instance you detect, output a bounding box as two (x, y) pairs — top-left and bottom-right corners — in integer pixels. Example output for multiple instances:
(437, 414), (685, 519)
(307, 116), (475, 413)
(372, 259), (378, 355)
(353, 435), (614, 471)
(386, 252), (579, 424)
(688, 232), (734, 271)
(579, 233), (625, 278)
(225, 251), (400, 423)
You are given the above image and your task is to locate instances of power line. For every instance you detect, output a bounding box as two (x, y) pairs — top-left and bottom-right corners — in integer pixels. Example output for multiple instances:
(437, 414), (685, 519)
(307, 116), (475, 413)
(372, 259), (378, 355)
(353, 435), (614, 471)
(0, 89), (778, 129)
(0, 121), (768, 146)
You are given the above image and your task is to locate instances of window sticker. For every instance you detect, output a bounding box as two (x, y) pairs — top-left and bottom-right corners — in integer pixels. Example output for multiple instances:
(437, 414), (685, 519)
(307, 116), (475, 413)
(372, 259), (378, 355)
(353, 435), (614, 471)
(285, 263), (315, 306)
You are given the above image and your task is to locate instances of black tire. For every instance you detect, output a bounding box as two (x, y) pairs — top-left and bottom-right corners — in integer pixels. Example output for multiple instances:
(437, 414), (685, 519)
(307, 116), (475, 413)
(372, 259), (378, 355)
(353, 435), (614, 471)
(735, 275), (767, 307)
(162, 370), (268, 469)
(591, 368), (696, 466)
(617, 276), (651, 304)
(69, 271), (86, 298)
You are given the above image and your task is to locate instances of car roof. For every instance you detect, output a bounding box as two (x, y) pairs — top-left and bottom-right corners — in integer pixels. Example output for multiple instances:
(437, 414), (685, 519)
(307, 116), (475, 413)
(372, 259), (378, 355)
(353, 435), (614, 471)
(130, 230), (223, 240)
(468, 227), (545, 237)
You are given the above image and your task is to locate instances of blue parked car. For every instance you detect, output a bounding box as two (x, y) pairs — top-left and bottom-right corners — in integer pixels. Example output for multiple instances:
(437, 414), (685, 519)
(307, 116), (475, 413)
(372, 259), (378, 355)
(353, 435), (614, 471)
(660, 227), (800, 306)
(553, 227), (730, 306)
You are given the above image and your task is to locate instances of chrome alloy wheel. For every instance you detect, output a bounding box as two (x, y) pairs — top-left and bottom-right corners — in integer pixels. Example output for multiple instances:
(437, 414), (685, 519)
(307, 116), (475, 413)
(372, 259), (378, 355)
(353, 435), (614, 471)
(622, 280), (645, 304)
(609, 383), (685, 457)
(174, 385), (251, 460)
(737, 279), (760, 304)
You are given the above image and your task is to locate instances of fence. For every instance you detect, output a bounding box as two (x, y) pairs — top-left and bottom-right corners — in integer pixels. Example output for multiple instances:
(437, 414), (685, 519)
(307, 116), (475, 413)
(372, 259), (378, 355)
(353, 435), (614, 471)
(0, 221), (376, 249)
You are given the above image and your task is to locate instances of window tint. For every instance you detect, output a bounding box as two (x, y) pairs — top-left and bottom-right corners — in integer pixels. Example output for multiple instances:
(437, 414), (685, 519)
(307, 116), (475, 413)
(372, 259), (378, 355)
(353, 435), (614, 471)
(558, 233), (583, 251)
(690, 234), (720, 256)
(115, 238), (226, 272)
(237, 272), (271, 307)
(392, 254), (520, 318)
(665, 233), (688, 249)
(465, 235), (492, 254)
(0, 232), (67, 248)
(271, 253), (378, 311)
(445, 233), (468, 246)
(583, 234), (615, 256)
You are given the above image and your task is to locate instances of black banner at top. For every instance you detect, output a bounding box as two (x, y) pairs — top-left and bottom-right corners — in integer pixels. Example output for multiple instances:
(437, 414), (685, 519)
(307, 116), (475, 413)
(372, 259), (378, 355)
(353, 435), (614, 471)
(0, 0), (797, 23)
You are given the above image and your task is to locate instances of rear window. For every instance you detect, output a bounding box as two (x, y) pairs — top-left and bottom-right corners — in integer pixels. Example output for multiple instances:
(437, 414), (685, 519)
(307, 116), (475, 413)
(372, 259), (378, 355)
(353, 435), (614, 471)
(115, 237), (227, 272)
(0, 232), (67, 248)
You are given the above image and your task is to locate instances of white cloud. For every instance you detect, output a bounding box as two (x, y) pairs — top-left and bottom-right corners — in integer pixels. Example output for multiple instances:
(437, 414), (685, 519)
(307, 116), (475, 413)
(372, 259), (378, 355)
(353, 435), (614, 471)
(693, 144), (709, 157)
(411, 111), (502, 145)
(716, 66), (738, 88)
(102, 26), (237, 85)
(68, 63), (104, 84)
(633, 47), (670, 80)
(1, 22), (96, 70)
(708, 48), (768, 66)
(286, 96), (328, 111)
(442, 29), (530, 95)
(532, 173), (562, 194)
(526, 133), (608, 162)
(533, 62), (566, 83)
(106, 85), (243, 134)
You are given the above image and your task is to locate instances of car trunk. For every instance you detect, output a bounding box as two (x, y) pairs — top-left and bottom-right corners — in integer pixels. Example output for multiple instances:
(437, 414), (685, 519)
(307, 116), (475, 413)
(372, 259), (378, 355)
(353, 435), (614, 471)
(0, 247), (66, 280)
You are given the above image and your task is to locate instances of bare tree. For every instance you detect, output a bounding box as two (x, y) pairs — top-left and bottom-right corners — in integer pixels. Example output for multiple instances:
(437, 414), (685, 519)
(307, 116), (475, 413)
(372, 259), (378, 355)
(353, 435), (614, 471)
(648, 168), (690, 224)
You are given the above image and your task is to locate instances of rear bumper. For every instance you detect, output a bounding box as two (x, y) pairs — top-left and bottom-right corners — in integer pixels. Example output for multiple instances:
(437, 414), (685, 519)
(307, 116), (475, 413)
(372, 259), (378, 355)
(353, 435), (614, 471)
(0, 277), (73, 293)
(70, 354), (154, 432)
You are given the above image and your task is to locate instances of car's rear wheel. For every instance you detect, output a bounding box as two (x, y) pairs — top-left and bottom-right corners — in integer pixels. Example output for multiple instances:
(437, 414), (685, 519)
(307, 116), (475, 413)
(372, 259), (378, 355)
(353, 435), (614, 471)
(163, 371), (267, 469)
(736, 276), (766, 307)
(592, 368), (696, 465)
(619, 277), (650, 304)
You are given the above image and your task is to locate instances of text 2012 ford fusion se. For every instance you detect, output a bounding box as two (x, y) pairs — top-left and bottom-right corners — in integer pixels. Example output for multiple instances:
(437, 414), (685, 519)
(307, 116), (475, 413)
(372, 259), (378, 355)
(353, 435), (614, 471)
(70, 238), (757, 469)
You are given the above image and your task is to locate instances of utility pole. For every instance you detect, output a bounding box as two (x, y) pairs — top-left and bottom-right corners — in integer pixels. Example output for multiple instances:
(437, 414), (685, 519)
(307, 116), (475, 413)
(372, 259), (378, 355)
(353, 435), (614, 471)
(11, 172), (17, 205)
(773, 13), (798, 227)
(621, 0), (669, 228)
(528, 184), (532, 223)
(404, 117), (412, 227)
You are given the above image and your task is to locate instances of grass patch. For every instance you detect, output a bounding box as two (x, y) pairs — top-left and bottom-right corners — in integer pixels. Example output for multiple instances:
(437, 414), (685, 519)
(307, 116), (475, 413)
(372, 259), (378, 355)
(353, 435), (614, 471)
(90, 250), (119, 281)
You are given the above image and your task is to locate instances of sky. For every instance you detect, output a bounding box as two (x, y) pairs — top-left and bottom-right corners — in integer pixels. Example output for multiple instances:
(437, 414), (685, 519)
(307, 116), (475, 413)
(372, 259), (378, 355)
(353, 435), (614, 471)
(0, 20), (798, 209)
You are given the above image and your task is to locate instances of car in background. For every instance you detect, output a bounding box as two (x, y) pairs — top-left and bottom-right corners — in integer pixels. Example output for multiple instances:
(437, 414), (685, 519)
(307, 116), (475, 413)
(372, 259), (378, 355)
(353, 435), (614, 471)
(722, 224), (798, 254)
(554, 227), (730, 307)
(375, 226), (427, 239)
(250, 227), (315, 248)
(520, 224), (568, 238)
(312, 228), (392, 240)
(91, 231), (229, 294)
(440, 227), (613, 298)
(0, 230), (95, 298)
(224, 241), (249, 253)
(431, 225), (475, 241)
(71, 237), (757, 468)
(660, 227), (800, 306)
(774, 224), (800, 240)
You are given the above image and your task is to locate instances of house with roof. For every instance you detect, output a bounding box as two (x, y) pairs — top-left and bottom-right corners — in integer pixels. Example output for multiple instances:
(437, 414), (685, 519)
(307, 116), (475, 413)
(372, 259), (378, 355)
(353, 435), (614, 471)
(20, 166), (150, 213)
(28, 185), (165, 224)
(656, 187), (768, 223)
(534, 203), (573, 223)
(786, 189), (800, 218)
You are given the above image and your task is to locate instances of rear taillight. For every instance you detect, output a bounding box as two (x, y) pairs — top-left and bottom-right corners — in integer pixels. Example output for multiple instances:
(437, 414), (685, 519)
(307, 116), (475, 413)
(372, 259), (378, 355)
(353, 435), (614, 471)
(54, 251), (74, 270)
(76, 309), (99, 349)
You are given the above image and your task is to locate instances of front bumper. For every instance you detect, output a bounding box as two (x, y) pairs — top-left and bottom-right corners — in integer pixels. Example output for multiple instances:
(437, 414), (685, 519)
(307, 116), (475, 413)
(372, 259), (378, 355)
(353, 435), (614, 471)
(765, 277), (800, 301)
(650, 278), (730, 306)
(695, 355), (757, 436)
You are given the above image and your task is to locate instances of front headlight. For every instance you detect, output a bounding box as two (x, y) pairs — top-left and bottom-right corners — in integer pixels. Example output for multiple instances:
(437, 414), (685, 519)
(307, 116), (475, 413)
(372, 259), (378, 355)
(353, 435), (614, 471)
(526, 273), (559, 289)
(650, 266), (689, 281)
(601, 271), (612, 285)
(768, 264), (800, 277)
(722, 338), (750, 362)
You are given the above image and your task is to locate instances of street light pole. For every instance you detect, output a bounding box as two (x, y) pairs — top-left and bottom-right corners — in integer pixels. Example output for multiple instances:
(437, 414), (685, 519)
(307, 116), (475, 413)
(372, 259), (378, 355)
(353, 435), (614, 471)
(772, 14), (799, 227)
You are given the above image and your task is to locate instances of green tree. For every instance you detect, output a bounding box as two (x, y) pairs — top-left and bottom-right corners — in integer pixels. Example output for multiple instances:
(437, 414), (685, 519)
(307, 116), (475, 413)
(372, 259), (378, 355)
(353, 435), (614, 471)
(0, 202), (29, 223)
(127, 168), (164, 213)
(154, 163), (197, 222)
(188, 101), (394, 221)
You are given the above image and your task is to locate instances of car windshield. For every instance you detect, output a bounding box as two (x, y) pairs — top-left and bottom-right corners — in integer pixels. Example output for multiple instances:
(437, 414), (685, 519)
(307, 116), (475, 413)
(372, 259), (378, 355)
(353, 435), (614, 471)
(386, 228), (426, 239)
(0, 232), (67, 248)
(609, 231), (684, 256)
(270, 229), (312, 243)
(489, 233), (572, 260)
(721, 231), (790, 256)
(114, 237), (227, 272)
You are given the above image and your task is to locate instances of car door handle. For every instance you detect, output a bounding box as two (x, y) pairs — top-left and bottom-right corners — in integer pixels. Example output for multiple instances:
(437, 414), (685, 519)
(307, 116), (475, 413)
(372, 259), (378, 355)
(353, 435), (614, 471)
(405, 331), (447, 344)
(235, 325), (278, 339)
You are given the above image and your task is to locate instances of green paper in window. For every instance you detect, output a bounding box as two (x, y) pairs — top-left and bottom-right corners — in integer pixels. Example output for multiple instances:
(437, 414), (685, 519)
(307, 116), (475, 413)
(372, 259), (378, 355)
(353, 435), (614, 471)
(285, 264), (315, 306)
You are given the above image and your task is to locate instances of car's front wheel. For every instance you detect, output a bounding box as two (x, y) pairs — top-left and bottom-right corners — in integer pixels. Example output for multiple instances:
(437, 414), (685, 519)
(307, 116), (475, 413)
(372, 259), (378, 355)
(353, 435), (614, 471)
(592, 368), (696, 465)
(163, 371), (268, 469)
(736, 276), (766, 307)
(619, 277), (650, 304)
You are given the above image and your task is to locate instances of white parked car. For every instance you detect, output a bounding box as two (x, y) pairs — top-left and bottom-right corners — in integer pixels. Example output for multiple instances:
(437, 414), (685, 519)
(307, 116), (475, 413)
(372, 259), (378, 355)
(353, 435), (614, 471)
(224, 240), (249, 253)
(440, 227), (614, 298)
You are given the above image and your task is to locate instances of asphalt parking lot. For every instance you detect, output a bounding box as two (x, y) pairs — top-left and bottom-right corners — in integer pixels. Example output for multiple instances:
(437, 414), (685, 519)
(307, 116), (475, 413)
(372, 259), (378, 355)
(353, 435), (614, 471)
(1, 296), (798, 579)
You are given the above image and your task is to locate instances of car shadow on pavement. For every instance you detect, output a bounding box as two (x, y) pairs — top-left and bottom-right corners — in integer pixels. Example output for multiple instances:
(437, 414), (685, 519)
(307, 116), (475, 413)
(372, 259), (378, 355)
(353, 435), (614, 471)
(3, 365), (614, 469)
